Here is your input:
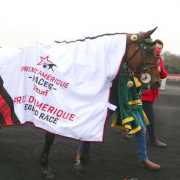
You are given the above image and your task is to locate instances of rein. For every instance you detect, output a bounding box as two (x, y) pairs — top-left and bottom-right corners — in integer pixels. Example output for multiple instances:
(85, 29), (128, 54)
(120, 32), (158, 78)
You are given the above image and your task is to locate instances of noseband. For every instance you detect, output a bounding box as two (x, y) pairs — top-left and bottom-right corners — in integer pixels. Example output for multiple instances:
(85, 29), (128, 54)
(122, 32), (158, 78)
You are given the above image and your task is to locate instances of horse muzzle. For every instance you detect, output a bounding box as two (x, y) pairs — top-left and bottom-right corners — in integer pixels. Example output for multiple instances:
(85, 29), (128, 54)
(140, 73), (161, 90)
(152, 81), (161, 90)
(142, 80), (161, 90)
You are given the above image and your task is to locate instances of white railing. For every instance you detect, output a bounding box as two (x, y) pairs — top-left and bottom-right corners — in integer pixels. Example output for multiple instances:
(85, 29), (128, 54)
(167, 75), (180, 81)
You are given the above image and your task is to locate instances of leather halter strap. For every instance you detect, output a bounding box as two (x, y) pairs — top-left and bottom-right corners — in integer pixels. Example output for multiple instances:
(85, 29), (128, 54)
(138, 31), (158, 74)
(121, 32), (158, 77)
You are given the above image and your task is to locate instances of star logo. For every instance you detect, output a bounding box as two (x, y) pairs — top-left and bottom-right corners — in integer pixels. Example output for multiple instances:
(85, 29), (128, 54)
(37, 55), (53, 65)
(37, 55), (57, 72)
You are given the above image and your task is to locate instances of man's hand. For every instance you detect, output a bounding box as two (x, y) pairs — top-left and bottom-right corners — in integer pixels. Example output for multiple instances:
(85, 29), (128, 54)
(158, 66), (162, 72)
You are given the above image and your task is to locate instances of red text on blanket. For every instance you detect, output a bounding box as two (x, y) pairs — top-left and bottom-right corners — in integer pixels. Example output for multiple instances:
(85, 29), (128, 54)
(14, 95), (27, 104)
(28, 96), (75, 121)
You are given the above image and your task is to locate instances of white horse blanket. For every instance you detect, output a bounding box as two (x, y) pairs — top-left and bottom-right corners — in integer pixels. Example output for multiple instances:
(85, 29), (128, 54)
(0, 34), (126, 141)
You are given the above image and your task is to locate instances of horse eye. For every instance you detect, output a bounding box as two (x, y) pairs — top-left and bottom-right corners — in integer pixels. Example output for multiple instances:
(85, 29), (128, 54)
(146, 47), (153, 52)
(146, 47), (154, 56)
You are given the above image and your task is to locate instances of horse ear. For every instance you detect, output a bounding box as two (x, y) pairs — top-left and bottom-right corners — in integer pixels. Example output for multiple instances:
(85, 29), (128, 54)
(143, 27), (158, 38)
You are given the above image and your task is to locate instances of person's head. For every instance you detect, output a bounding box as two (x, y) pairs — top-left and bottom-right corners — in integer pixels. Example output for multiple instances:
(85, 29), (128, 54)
(154, 39), (163, 53)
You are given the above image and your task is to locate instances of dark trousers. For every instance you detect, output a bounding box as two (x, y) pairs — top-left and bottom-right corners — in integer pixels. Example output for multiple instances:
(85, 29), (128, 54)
(142, 101), (156, 141)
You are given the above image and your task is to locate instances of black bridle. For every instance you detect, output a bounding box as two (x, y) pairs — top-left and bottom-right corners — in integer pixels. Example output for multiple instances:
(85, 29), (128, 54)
(122, 32), (158, 77)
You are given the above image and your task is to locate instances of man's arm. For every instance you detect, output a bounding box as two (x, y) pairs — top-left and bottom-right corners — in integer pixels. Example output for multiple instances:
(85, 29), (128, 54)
(158, 59), (167, 79)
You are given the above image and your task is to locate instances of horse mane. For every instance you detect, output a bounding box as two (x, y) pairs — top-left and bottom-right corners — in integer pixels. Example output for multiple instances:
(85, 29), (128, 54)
(55, 33), (126, 44)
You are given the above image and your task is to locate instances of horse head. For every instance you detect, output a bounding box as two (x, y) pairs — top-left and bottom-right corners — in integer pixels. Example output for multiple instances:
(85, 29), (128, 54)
(123, 27), (160, 90)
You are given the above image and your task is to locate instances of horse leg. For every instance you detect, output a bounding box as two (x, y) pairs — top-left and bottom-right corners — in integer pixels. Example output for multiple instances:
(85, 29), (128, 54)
(74, 142), (90, 175)
(40, 132), (55, 179)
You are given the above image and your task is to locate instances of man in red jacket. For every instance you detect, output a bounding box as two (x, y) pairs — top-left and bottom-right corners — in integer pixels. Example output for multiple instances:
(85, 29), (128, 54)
(141, 39), (167, 147)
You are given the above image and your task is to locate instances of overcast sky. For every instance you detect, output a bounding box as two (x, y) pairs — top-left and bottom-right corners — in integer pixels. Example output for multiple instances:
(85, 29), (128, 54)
(0, 0), (180, 55)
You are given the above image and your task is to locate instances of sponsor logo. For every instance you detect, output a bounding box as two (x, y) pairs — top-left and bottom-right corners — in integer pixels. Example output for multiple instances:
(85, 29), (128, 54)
(37, 55), (57, 72)
(21, 55), (70, 97)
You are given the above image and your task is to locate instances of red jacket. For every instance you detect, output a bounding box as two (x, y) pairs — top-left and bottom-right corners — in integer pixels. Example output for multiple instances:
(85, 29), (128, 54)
(141, 58), (167, 102)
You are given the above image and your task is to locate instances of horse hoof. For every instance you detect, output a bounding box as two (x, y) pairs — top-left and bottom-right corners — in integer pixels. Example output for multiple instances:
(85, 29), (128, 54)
(74, 162), (85, 175)
(41, 168), (55, 179)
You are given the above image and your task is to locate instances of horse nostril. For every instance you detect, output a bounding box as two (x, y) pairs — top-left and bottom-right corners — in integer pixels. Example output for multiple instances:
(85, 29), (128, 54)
(154, 81), (160, 89)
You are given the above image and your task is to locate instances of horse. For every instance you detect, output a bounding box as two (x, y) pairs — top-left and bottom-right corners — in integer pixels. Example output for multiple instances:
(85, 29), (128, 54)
(39, 27), (161, 178)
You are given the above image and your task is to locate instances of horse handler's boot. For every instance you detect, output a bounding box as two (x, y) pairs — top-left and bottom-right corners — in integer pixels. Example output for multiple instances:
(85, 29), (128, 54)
(149, 139), (167, 148)
(138, 159), (161, 170)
